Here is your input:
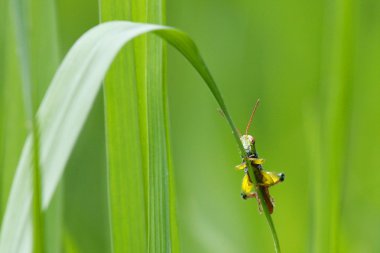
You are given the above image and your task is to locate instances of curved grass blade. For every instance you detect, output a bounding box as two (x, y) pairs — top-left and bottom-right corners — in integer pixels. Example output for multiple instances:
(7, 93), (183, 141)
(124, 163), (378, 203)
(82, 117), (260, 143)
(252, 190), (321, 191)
(0, 21), (280, 252)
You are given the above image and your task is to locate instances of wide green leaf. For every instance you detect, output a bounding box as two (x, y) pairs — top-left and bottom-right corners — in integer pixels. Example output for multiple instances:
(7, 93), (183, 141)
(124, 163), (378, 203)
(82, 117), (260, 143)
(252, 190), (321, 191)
(99, 0), (173, 251)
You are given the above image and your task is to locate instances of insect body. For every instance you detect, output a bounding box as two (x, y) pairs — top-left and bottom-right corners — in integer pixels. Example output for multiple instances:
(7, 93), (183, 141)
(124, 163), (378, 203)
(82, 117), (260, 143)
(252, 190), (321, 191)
(235, 100), (285, 214)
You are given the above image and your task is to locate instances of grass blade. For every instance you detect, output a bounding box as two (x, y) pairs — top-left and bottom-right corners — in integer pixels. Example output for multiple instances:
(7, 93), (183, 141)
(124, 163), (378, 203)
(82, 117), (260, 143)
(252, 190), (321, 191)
(99, 1), (148, 252)
(0, 0), (27, 223)
(10, 0), (61, 251)
(10, 0), (44, 251)
(314, 0), (354, 251)
(0, 21), (280, 253)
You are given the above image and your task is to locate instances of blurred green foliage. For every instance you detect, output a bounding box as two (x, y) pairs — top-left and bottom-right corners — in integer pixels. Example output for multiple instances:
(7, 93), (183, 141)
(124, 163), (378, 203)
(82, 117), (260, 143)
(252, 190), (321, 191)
(1, 0), (380, 252)
(167, 0), (380, 252)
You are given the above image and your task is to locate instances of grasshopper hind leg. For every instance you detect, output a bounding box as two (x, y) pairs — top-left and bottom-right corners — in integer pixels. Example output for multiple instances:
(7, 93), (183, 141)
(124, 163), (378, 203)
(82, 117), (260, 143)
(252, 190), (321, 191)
(241, 192), (263, 214)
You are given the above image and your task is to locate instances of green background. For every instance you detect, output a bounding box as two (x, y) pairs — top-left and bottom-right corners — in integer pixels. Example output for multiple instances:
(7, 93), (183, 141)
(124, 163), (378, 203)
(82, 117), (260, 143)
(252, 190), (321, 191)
(1, 0), (380, 252)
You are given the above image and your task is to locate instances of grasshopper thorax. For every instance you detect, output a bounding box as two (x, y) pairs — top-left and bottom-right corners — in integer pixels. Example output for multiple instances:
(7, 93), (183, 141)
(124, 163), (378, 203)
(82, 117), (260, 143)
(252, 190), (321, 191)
(240, 134), (255, 156)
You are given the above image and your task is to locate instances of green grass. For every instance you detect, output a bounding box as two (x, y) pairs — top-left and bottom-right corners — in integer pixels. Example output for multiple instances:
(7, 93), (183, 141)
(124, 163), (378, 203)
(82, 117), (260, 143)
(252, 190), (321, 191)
(0, 20), (281, 252)
(2, 0), (380, 252)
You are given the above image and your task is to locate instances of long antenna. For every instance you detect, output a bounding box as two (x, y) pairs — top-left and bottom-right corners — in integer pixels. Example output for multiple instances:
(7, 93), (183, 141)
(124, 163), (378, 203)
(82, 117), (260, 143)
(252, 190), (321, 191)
(245, 98), (260, 135)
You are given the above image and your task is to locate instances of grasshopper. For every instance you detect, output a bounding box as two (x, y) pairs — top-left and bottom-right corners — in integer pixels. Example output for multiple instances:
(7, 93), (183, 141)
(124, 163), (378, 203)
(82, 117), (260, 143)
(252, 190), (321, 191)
(235, 99), (285, 214)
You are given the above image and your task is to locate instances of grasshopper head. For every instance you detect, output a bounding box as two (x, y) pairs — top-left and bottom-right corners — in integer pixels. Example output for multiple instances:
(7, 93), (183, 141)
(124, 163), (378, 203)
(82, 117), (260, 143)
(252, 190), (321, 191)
(241, 99), (259, 156)
(240, 134), (255, 154)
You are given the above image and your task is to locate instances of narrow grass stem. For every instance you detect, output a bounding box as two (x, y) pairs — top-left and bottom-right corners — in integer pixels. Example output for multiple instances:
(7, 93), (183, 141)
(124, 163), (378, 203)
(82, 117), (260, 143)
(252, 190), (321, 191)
(165, 34), (282, 252)
(11, 0), (44, 252)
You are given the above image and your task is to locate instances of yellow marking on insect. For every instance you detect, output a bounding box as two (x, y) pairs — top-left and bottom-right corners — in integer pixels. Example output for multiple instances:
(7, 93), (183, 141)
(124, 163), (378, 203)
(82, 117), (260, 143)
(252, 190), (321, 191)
(235, 163), (247, 170)
(241, 174), (253, 195)
(235, 158), (265, 171)
(257, 171), (285, 187)
(250, 158), (264, 164)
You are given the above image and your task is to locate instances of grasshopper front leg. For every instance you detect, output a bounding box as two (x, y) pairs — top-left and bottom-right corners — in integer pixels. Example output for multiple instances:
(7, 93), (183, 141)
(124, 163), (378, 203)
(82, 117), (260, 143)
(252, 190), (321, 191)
(241, 173), (263, 213)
